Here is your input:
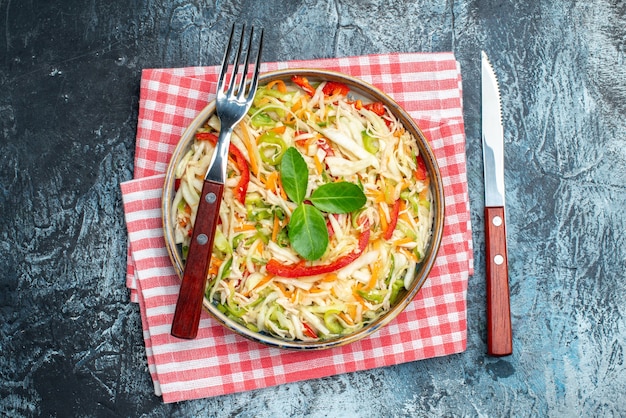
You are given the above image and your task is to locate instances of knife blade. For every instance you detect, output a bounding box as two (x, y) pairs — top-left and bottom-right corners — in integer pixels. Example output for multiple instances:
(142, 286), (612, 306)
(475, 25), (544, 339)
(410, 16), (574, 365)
(481, 51), (512, 356)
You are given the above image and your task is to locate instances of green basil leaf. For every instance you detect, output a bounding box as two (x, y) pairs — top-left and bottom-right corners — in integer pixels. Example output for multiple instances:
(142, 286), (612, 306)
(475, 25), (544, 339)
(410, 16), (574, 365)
(310, 182), (367, 214)
(280, 147), (309, 204)
(288, 204), (329, 261)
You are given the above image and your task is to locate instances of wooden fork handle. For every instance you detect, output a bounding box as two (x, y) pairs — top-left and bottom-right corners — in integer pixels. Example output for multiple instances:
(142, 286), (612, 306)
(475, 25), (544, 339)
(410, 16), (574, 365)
(485, 206), (513, 356)
(171, 180), (224, 339)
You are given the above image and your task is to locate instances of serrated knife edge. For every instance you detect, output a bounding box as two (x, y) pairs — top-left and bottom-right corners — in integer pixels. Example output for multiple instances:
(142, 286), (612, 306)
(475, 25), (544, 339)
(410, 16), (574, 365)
(481, 51), (505, 208)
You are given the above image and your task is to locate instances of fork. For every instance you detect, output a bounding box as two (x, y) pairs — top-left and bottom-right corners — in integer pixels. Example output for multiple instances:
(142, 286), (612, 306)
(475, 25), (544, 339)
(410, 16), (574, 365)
(171, 24), (264, 339)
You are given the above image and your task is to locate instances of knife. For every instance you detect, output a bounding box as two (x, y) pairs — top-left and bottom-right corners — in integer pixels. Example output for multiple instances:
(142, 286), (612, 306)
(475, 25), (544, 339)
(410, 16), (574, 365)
(481, 51), (512, 356)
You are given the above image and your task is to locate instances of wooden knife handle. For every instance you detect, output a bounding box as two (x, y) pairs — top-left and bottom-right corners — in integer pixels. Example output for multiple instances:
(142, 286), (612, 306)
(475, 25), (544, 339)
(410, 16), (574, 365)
(485, 206), (512, 356)
(171, 180), (224, 339)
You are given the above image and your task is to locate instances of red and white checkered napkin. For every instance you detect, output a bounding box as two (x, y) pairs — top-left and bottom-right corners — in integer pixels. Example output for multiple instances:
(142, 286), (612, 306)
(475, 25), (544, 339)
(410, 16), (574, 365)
(120, 53), (473, 403)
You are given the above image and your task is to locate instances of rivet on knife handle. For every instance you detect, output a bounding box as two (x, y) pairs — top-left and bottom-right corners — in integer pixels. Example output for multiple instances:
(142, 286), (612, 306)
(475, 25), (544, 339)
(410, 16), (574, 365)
(485, 206), (512, 356)
(171, 180), (224, 339)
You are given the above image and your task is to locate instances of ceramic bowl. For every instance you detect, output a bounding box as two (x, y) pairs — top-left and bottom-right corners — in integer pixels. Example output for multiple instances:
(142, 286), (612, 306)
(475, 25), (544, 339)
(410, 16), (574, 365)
(162, 69), (444, 349)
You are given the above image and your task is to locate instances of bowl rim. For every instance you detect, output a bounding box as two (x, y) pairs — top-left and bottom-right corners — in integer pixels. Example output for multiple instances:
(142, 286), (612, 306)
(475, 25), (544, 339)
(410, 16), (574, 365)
(162, 68), (445, 350)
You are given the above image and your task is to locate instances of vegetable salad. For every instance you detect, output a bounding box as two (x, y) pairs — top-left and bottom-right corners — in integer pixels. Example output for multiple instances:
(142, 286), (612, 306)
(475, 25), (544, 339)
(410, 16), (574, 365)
(171, 75), (433, 341)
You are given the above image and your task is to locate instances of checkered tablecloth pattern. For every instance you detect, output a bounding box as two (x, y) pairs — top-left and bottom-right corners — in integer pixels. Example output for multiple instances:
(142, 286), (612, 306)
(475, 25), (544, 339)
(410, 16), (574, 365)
(121, 52), (472, 403)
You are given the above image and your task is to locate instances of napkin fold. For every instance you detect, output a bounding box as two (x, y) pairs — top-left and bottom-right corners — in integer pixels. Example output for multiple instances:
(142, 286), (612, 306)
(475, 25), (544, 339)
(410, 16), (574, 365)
(121, 53), (472, 403)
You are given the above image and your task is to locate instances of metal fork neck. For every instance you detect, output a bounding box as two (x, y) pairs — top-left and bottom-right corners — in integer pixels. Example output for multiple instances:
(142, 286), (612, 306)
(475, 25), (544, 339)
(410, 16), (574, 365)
(204, 126), (234, 184)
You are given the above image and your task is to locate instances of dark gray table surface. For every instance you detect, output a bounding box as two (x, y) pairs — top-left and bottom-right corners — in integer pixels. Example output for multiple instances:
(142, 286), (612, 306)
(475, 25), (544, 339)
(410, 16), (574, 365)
(2, 0), (625, 416)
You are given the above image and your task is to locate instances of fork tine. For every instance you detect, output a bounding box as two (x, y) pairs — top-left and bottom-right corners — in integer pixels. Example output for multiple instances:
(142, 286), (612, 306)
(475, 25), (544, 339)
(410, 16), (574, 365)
(219, 24), (263, 102)
(237, 27), (263, 101)
(217, 24), (236, 98)
(226, 25), (246, 98)
(236, 26), (263, 101)
(236, 27), (254, 100)
(247, 28), (264, 100)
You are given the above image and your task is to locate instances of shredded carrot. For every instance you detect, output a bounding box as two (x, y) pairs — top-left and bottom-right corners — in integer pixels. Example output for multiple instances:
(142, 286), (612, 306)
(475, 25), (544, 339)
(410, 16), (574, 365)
(347, 304), (358, 322)
(366, 189), (386, 203)
(419, 184), (430, 200)
(399, 201), (414, 226)
(353, 291), (367, 308)
(339, 312), (354, 326)
(267, 79), (287, 93)
(392, 236), (414, 247)
(399, 247), (419, 263)
(362, 189), (374, 200)
(277, 175), (288, 200)
(208, 257), (223, 277)
(254, 274), (273, 291)
(400, 213), (414, 227)
(378, 203), (388, 232)
(266, 171), (279, 193)
(271, 214), (280, 242)
(367, 260), (382, 290)
(322, 273), (338, 282)
(313, 154), (323, 174)
(275, 282), (292, 298)
(253, 239), (264, 255)
(208, 264), (218, 277)
(239, 124), (259, 177)
(271, 125), (286, 134)
(244, 274), (274, 297)
(234, 211), (246, 224)
(234, 223), (257, 232)
(366, 240), (383, 289)
(309, 287), (324, 293)
(257, 97), (270, 107)
(291, 97), (303, 112)
(283, 113), (294, 124)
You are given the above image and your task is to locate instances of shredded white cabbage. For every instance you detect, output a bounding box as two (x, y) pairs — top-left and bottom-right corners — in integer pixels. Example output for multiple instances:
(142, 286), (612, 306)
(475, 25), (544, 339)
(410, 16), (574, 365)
(171, 76), (434, 341)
